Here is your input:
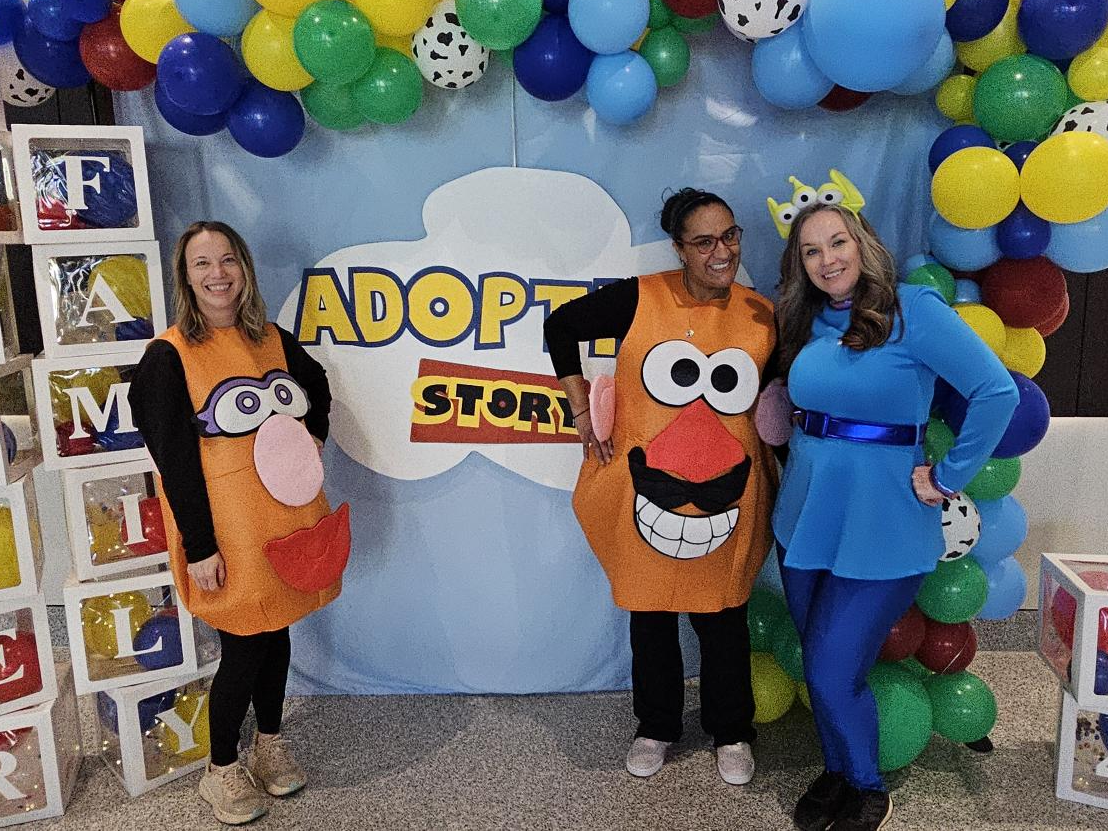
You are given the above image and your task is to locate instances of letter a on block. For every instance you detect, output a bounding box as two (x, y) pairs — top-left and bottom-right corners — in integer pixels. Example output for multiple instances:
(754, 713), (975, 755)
(65, 383), (136, 439)
(59, 155), (109, 212)
(78, 277), (136, 326)
(156, 691), (207, 754)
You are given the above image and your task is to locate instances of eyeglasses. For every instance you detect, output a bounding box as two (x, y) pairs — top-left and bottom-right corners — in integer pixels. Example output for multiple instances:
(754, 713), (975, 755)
(680, 225), (742, 255)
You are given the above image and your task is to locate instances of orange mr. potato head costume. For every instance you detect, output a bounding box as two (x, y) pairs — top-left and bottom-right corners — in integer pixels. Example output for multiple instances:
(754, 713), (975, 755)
(573, 271), (778, 612)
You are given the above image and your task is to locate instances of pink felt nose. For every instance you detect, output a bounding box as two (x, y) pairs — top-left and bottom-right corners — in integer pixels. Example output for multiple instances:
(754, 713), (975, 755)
(253, 415), (323, 507)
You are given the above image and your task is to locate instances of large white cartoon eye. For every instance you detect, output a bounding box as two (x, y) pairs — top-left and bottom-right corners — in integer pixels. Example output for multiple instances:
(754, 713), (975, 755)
(817, 184), (844, 205)
(641, 340), (707, 408)
(196, 370), (310, 437)
(702, 348), (760, 415)
(792, 186), (818, 209)
(774, 201), (798, 227)
(268, 377), (309, 419)
(211, 384), (273, 436)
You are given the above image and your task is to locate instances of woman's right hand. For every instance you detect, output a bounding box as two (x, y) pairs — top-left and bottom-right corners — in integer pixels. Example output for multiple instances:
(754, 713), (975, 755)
(575, 410), (614, 465)
(187, 552), (226, 592)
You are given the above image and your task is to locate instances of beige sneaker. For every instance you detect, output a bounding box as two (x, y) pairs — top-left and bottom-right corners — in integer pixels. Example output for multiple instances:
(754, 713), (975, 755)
(247, 733), (307, 796)
(625, 737), (670, 778)
(198, 762), (268, 825)
(715, 741), (755, 785)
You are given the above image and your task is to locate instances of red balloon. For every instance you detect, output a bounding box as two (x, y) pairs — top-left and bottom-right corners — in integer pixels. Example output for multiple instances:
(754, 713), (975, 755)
(122, 496), (168, 556)
(818, 85), (872, 112)
(664, 0), (717, 16)
(879, 604), (927, 661)
(1051, 585), (1077, 650)
(0, 631), (43, 704)
(915, 619), (978, 674)
(1035, 290), (1069, 337)
(55, 422), (96, 457)
(980, 256), (1068, 330)
(78, 7), (156, 92)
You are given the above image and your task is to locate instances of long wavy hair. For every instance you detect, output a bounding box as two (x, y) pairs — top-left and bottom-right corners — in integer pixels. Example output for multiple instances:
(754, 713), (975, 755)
(776, 204), (902, 375)
(172, 220), (268, 344)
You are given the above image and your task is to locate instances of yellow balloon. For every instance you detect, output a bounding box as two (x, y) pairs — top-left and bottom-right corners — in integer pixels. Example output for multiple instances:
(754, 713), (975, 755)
(49, 365), (123, 419)
(0, 506), (19, 590)
(1022, 132), (1108, 224)
(119, 0), (195, 64)
(1069, 47), (1108, 102)
(945, 0), (956, 8)
(935, 74), (977, 122)
(796, 681), (811, 710)
(954, 304), (1006, 356)
(88, 507), (128, 565)
(632, 27), (649, 52)
(352, 0), (435, 37)
(751, 652), (796, 723)
(1001, 326), (1046, 377)
(81, 591), (154, 659)
(242, 10), (313, 92)
(161, 690), (210, 764)
(932, 147), (1020, 229)
(376, 31), (414, 58)
(258, 0), (312, 16)
(954, 0), (1024, 73)
(90, 255), (152, 320)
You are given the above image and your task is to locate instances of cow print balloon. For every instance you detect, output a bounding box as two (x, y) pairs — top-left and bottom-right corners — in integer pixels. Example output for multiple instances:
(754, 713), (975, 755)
(1052, 101), (1108, 142)
(718, 0), (809, 43)
(0, 44), (55, 108)
(940, 492), (981, 562)
(412, 1), (490, 90)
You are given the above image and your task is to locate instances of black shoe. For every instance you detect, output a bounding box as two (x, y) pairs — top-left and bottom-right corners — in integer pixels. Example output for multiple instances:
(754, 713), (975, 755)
(793, 771), (850, 831)
(829, 788), (892, 831)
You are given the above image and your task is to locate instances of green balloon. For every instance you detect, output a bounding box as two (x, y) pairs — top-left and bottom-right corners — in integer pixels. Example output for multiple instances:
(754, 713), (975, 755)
(293, 0), (377, 85)
(671, 12), (719, 34)
(352, 48), (423, 125)
(924, 417), (955, 465)
(924, 670), (997, 743)
(747, 587), (788, 653)
(964, 455), (1020, 501)
(456, 0), (542, 51)
(639, 27), (690, 88)
(648, 0), (672, 29)
(302, 81), (364, 130)
(869, 663), (933, 772)
(973, 54), (1068, 143)
(905, 263), (955, 305)
(915, 558), (988, 624)
(771, 619), (805, 682)
(1064, 85), (1083, 110)
(898, 656), (933, 680)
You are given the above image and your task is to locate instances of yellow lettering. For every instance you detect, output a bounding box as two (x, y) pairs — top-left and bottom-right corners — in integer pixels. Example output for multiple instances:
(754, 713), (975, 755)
(478, 274), (528, 347)
(351, 269), (405, 345)
(407, 269), (474, 346)
(296, 271), (359, 344)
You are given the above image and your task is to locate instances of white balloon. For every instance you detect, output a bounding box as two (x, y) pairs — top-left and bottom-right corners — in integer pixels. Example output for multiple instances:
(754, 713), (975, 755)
(0, 44), (55, 108)
(1052, 101), (1108, 142)
(718, 0), (809, 43)
(412, 0), (490, 90)
(940, 492), (981, 562)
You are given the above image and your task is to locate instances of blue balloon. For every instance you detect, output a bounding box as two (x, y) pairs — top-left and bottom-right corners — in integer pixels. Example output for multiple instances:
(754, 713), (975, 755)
(953, 278), (982, 304)
(890, 30), (955, 95)
(568, 0), (649, 55)
(1045, 205), (1108, 273)
(802, 0), (947, 92)
(51, 150), (138, 228)
(1018, 0), (1108, 60)
(996, 202), (1050, 260)
(928, 125), (994, 174)
(157, 33), (246, 117)
(752, 25), (833, 110)
(98, 688), (176, 733)
(1097, 650), (1108, 696)
(977, 556), (1027, 620)
(514, 14), (594, 102)
(155, 80), (228, 136)
(0, 0), (21, 45)
(96, 401), (145, 451)
(1003, 140), (1038, 171)
(227, 80), (306, 158)
(176, 0), (260, 38)
(115, 318), (155, 341)
(69, 0), (111, 23)
(133, 615), (184, 671)
(1, 422), (14, 464)
(946, 0), (1008, 42)
(26, 0), (82, 41)
(12, 14), (90, 87)
(971, 495), (1028, 567)
(585, 51), (657, 125)
(545, 0), (569, 10)
(928, 212), (1002, 271)
(904, 254), (937, 273)
(994, 371), (1050, 458)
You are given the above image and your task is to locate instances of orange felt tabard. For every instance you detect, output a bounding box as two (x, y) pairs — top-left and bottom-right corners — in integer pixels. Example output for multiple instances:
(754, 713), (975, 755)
(265, 503), (351, 593)
(645, 398), (746, 484)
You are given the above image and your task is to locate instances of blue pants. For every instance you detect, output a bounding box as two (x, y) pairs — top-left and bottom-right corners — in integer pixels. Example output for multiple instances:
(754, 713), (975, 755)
(778, 546), (924, 791)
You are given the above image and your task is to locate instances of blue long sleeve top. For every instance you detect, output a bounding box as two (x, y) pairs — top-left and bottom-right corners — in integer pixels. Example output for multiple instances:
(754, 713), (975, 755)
(772, 284), (1019, 579)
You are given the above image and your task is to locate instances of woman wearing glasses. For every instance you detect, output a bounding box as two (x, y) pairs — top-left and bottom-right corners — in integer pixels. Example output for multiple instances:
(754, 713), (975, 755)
(544, 189), (778, 785)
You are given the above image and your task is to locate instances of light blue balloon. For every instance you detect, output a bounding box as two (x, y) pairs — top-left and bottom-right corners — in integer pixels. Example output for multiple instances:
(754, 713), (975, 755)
(928, 212), (1001, 271)
(891, 31), (955, 95)
(1044, 205), (1108, 273)
(801, 0), (946, 92)
(752, 25), (833, 110)
(953, 278), (982, 305)
(971, 495), (1028, 567)
(904, 253), (936, 273)
(568, 0), (649, 55)
(586, 51), (657, 125)
(977, 556), (1027, 620)
(176, 0), (259, 38)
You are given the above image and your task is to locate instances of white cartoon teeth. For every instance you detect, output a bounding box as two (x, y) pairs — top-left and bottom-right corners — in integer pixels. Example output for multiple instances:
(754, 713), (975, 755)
(635, 495), (738, 560)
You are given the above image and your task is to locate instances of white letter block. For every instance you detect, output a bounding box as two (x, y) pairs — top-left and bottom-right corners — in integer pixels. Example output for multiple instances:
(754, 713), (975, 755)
(0, 248), (21, 365)
(0, 478), (44, 603)
(0, 357), (41, 487)
(1056, 690), (1108, 810)
(0, 595), (56, 718)
(1040, 553), (1108, 710)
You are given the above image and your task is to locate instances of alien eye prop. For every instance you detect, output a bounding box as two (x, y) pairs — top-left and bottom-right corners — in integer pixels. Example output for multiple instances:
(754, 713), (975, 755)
(195, 370), (309, 437)
(817, 184), (844, 205)
(792, 186), (818, 209)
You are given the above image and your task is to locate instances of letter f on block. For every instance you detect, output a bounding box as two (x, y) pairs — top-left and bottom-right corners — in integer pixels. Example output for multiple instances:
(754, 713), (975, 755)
(59, 155), (110, 212)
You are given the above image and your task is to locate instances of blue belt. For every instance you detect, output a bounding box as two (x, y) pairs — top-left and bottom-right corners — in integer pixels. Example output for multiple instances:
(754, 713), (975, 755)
(792, 408), (927, 446)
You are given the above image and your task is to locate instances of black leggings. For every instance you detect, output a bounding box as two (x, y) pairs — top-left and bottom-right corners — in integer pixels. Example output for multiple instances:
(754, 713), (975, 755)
(208, 628), (291, 766)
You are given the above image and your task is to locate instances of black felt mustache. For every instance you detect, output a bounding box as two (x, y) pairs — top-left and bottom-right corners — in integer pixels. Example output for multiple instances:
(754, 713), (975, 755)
(627, 446), (750, 514)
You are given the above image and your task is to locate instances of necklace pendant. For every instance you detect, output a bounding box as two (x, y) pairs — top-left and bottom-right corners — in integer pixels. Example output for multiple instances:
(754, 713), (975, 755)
(685, 328), (694, 338)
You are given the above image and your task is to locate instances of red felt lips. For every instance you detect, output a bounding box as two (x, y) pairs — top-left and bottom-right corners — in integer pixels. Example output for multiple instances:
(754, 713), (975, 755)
(264, 503), (351, 593)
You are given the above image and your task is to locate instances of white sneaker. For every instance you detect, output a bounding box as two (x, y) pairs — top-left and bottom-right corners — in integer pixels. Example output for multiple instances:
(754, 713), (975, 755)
(198, 762), (269, 825)
(625, 737), (670, 778)
(716, 742), (755, 785)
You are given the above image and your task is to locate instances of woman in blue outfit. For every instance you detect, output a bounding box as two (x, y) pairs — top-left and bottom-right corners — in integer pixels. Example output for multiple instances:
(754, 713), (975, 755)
(772, 203), (1018, 831)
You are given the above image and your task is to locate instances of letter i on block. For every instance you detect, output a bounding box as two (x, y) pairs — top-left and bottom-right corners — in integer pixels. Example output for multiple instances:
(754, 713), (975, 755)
(1039, 553), (1108, 711)
(0, 595), (57, 717)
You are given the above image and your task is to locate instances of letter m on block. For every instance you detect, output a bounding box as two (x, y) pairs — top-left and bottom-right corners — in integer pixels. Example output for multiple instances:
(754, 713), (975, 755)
(64, 382), (136, 439)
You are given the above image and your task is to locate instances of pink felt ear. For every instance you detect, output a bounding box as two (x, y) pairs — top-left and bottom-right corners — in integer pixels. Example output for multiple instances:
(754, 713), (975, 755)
(253, 414), (324, 507)
(589, 374), (616, 442)
(754, 379), (794, 447)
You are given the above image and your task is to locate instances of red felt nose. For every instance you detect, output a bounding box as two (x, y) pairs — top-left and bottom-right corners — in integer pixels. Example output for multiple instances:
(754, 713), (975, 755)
(645, 399), (746, 484)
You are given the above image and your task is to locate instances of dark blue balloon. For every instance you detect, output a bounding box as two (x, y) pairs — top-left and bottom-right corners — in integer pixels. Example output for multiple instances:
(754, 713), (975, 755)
(514, 15), (594, 102)
(115, 318), (155, 341)
(1, 423), (14, 464)
(157, 32), (246, 117)
(54, 151), (138, 228)
(1018, 0), (1108, 60)
(1097, 650), (1108, 696)
(946, 0), (1007, 41)
(26, 0), (82, 41)
(97, 402), (145, 451)
(69, 0), (111, 23)
(155, 80), (227, 137)
(544, 0), (569, 11)
(1003, 140), (1038, 171)
(0, 0), (21, 45)
(931, 378), (964, 427)
(994, 371), (1050, 457)
(227, 80), (305, 158)
(133, 615), (184, 671)
(996, 202), (1050, 260)
(1100, 711), (1108, 740)
(928, 124), (994, 174)
(12, 13), (90, 87)
(98, 688), (176, 733)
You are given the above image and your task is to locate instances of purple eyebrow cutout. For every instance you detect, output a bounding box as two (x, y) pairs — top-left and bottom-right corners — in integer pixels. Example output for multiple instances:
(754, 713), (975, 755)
(193, 369), (304, 438)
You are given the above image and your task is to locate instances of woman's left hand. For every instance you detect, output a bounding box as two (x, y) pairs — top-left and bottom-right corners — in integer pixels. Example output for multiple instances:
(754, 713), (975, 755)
(912, 465), (945, 507)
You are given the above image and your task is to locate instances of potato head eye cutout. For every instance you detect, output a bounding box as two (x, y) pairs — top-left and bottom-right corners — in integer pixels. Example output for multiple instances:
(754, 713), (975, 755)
(195, 370), (309, 437)
(641, 340), (760, 415)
